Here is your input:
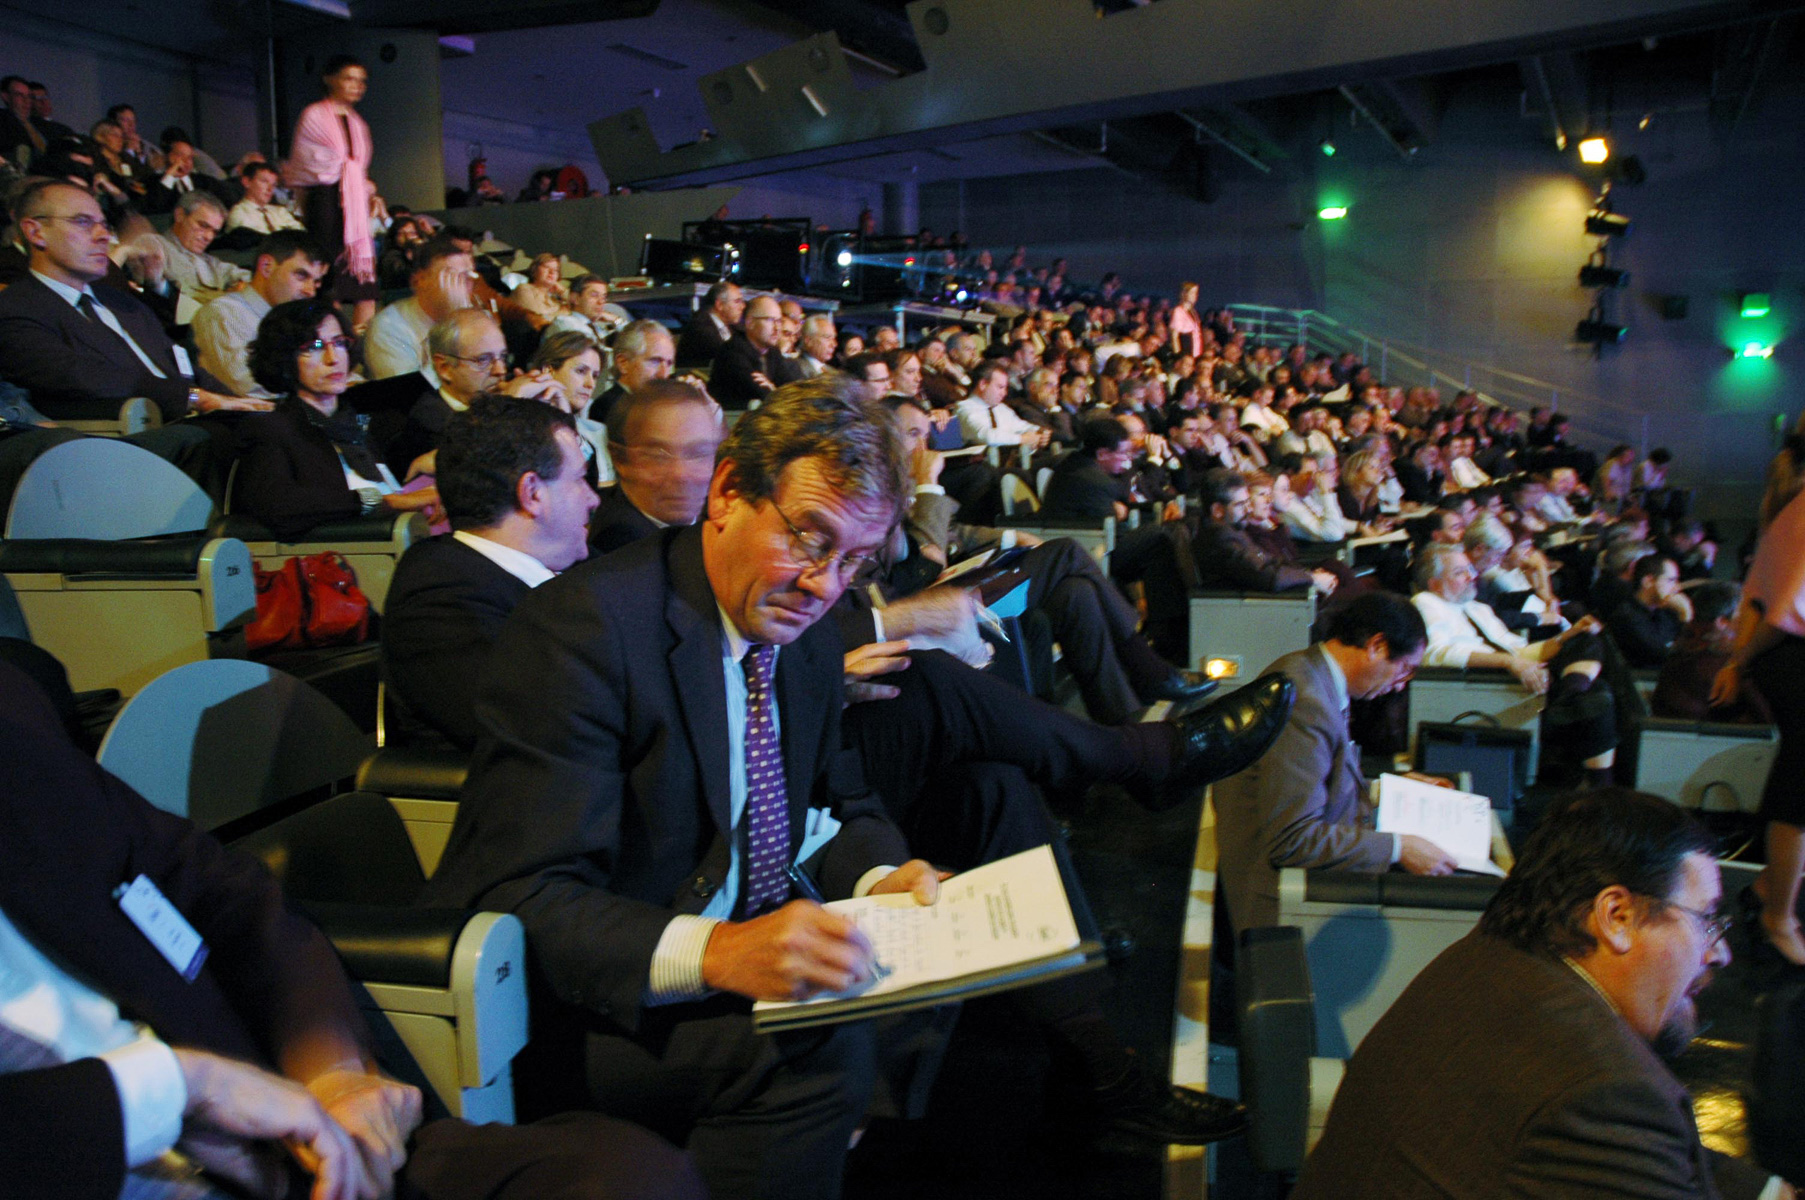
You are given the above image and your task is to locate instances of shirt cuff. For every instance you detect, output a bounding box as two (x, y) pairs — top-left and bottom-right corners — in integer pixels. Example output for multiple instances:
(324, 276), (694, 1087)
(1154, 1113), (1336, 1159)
(644, 915), (721, 1006)
(101, 1036), (187, 1168)
(853, 866), (897, 898)
(1758, 1176), (1785, 1200)
(869, 609), (885, 643)
(1390, 833), (1403, 865)
(914, 483), (945, 496)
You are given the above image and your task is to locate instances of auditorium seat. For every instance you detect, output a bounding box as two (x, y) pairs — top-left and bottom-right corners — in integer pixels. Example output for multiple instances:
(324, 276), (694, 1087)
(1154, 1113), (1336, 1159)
(1408, 665), (1544, 779)
(1274, 867), (1501, 1059)
(45, 395), (163, 438)
(1188, 590), (1316, 692)
(96, 658), (525, 1122)
(995, 512), (1116, 571)
(0, 534), (256, 695)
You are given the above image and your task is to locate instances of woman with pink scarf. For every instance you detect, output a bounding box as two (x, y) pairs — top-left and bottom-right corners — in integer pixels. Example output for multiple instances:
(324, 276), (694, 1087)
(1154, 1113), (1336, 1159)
(288, 54), (380, 329)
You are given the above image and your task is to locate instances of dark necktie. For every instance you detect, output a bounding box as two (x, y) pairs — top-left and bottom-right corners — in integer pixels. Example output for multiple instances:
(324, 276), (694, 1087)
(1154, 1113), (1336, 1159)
(76, 294), (100, 323)
(740, 644), (791, 917)
(1462, 606), (1514, 654)
(988, 406), (998, 428)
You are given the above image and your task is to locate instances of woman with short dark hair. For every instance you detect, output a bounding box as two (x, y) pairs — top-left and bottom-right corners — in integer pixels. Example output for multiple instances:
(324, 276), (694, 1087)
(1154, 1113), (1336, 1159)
(234, 297), (441, 539)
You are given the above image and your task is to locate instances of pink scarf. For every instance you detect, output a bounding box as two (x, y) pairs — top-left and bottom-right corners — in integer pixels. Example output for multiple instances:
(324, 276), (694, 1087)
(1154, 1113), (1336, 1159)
(288, 99), (375, 284)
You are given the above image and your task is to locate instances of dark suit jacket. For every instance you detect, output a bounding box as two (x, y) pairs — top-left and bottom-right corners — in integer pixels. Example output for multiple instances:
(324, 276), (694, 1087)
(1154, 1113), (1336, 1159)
(420, 525), (908, 1033)
(588, 485), (662, 556)
(0, 274), (220, 421)
(342, 371), (437, 468)
(674, 311), (730, 371)
(140, 173), (230, 216)
(708, 332), (780, 409)
(231, 399), (364, 540)
(1040, 453), (1128, 521)
(589, 382), (628, 429)
(0, 665), (366, 1200)
(1293, 931), (1770, 1200)
(383, 535), (533, 751)
(1211, 645), (1391, 932)
(387, 391), (460, 477)
(1191, 519), (1314, 593)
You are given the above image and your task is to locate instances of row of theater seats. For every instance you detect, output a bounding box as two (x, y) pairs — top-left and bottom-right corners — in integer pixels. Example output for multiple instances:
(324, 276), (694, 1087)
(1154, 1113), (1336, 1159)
(75, 655), (518, 1125)
(1, 436), (423, 700)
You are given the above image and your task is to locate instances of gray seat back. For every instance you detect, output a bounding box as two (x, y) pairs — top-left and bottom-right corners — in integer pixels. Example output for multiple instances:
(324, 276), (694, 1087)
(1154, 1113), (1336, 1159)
(5, 438), (213, 539)
(97, 660), (374, 830)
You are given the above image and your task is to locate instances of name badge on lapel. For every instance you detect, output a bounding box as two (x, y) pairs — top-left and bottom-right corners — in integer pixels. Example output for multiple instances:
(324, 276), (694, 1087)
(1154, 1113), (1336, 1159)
(114, 875), (208, 982)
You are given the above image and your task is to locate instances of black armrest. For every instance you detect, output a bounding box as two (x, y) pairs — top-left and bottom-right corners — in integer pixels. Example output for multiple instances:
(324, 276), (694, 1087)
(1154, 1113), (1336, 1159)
(1237, 925), (1314, 1174)
(992, 515), (1110, 531)
(211, 513), (408, 544)
(357, 746), (470, 800)
(1190, 589), (1313, 601)
(1303, 870), (1501, 911)
(302, 901), (469, 988)
(0, 535), (212, 576)
(1412, 666), (1520, 685)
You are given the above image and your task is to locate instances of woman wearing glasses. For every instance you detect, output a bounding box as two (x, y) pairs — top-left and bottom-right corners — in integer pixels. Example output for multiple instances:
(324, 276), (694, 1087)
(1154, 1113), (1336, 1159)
(235, 296), (441, 540)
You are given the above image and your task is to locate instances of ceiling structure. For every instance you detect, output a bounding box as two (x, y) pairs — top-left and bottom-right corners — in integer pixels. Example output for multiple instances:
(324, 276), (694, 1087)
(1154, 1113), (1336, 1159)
(3, 0), (1799, 192)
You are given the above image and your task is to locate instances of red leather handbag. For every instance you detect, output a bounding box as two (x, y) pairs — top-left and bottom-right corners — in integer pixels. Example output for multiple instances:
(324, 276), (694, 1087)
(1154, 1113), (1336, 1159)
(246, 553), (371, 653)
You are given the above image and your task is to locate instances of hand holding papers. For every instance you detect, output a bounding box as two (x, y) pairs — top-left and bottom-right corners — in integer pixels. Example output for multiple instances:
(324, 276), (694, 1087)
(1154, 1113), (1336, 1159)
(1375, 773), (1506, 877)
(753, 845), (1101, 1031)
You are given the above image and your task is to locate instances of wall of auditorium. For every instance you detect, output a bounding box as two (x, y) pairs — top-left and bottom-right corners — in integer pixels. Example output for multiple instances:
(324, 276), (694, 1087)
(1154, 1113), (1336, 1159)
(919, 75), (1804, 516)
(0, 13), (259, 163)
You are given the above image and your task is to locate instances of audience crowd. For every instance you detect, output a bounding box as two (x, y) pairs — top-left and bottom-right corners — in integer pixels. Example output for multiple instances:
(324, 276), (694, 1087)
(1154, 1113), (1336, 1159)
(6, 59), (1803, 1200)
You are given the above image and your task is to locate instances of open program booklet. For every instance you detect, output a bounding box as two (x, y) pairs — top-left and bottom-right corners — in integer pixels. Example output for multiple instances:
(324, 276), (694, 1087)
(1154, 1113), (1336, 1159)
(1375, 773), (1507, 877)
(752, 844), (1103, 1032)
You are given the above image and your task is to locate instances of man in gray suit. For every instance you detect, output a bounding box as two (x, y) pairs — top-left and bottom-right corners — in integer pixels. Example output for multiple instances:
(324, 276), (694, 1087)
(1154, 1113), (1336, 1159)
(1293, 789), (1788, 1200)
(1213, 592), (1457, 936)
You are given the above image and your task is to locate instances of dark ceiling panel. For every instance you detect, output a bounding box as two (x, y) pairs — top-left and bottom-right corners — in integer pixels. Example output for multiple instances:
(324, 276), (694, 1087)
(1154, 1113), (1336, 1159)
(350, 0), (660, 35)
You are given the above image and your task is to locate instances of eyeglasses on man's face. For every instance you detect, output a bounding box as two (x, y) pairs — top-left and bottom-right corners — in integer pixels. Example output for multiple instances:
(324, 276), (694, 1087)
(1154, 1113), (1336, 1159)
(768, 498), (877, 581)
(451, 352), (508, 372)
(32, 213), (111, 236)
(1666, 900), (1733, 947)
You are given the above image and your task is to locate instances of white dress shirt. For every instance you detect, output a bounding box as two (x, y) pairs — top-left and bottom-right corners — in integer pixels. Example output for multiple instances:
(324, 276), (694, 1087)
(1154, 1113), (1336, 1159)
(1280, 488), (1352, 543)
(954, 397), (1034, 446)
(1448, 455), (1491, 491)
(224, 199), (304, 235)
(1, 905), (186, 1170)
(363, 296), (435, 380)
(452, 530), (555, 588)
(1412, 590), (1527, 669)
(191, 288), (271, 398)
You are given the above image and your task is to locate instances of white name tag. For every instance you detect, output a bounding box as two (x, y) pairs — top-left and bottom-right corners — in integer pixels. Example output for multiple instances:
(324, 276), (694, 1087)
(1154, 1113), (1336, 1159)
(171, 345), (194, 379)
(115, 875), (208, 982)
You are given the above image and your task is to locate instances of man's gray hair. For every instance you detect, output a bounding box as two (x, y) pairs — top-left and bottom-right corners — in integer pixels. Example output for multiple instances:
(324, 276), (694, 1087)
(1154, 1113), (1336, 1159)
(799, 314), (835, 339)
(1463, 513), (1515, 561)
(612, 318), (670, 362)
(717, 373), (911, 521)
(427, 308), (499, 362)
(1414, 542), (1468, 593)
(174, 189), (227, 220)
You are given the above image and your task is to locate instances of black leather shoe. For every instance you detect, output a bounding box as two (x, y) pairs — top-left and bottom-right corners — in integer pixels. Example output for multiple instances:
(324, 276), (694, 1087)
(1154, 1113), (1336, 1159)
(1149, 673), (1296, 810)
(1139, 669), (1219, 705)
(1094, 1066), (1248, 1146)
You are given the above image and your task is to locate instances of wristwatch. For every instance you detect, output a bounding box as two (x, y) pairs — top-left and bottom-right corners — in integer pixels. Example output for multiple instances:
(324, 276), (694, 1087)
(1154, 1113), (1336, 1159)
(186, 386), (202, 413)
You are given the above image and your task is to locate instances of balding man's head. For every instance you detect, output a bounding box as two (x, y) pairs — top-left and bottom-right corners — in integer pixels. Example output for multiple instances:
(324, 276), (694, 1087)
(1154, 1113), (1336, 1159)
(743, 295), (783, 352)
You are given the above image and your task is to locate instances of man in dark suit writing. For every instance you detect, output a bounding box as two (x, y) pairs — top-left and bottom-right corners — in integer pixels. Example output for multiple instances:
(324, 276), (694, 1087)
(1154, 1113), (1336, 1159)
(1294, 788), (1788, 1200)
(422, 376), (946, 1200)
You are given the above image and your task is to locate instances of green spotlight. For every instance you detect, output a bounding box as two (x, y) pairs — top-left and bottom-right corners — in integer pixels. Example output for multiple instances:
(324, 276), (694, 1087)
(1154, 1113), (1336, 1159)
(1318, 205), (1349, 220)
(1740, 341), (1775, 359)
(1319, 140), (1337, 157)
(1741, 293), (1772, 319)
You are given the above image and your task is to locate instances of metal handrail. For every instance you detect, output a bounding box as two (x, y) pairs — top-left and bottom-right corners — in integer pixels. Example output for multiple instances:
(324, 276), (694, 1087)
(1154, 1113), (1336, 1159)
(1224, 303), (1651, 453)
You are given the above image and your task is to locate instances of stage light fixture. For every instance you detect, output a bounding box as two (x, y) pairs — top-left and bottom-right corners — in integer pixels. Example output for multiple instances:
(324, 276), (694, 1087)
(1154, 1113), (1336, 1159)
(1578, 137), (1610, 164)
(1319, 140), (1337, 157)
(836, 249), (853, 267)
(1741, 293), (1771, 319)
(1576, 312), (1627, 344)
(1585, 210), (1630, 237)
(1741, 341), (1775, 359)
(1318, 205), (1349, 220)
(1578, 263), (1628, 288)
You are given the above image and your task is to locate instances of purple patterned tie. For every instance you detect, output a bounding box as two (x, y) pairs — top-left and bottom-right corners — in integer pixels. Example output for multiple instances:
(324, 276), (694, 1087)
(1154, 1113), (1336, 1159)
(740, 644), (792, 916)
